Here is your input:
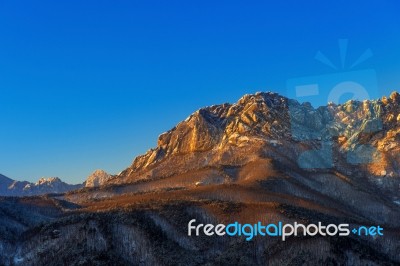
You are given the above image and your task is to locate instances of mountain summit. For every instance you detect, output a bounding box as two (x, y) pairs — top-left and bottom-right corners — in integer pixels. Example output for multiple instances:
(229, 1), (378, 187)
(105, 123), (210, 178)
(114, 91), (400, 201)
(84, 169), (112, 187)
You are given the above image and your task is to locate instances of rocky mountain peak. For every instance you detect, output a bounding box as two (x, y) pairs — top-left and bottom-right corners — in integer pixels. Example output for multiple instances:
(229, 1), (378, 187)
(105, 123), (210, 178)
(85, 169), (112, 188)
(115, 91), (400, 196)
(35, 177), (62, 186)
(125, 91), (304, 173)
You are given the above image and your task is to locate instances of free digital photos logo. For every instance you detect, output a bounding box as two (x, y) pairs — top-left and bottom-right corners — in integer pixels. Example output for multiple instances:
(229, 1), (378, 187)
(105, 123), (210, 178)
(188, 219), (384, 242)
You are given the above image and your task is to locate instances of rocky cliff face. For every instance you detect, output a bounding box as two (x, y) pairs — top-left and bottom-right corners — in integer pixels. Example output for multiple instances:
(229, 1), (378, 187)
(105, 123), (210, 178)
(123, 93), (291, 172)
(114, 91), (400, 199)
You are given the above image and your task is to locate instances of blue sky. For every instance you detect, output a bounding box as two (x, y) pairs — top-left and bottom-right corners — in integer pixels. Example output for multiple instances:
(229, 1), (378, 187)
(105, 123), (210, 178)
(1, 0), (400, 183)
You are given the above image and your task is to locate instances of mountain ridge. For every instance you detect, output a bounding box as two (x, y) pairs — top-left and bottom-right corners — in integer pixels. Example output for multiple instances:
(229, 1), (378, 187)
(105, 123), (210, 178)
(112, 91), (400, 199)
(0, 174), (83, 196)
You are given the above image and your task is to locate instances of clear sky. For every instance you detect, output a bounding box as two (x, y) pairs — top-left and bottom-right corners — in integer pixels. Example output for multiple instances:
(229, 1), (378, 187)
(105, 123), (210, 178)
(1, 0), (400, 183)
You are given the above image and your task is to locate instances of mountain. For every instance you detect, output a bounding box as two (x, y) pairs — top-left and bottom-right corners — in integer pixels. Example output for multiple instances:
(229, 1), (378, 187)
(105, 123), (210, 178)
(0, 175), (83, 196)
(112, 91), (400, 202)
(84, 169), (112, 187)
(1, 91), (400, 265)
(1, 169), (114, 196)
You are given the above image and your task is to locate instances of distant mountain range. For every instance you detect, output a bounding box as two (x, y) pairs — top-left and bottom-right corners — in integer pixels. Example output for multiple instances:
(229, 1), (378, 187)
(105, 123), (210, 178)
(0, 170), (112, 196)
(0, 174), (82, 196)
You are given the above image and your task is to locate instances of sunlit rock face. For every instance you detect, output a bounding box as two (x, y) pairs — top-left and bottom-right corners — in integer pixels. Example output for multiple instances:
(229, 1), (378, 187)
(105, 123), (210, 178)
(85, 170), (112, 188)
(114, 91), (400, 199)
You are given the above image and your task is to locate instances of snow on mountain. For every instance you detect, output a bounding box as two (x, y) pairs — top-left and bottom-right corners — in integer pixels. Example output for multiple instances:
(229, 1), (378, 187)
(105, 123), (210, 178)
(84, 169), (112, 188)
(0, 175), (83, 196)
